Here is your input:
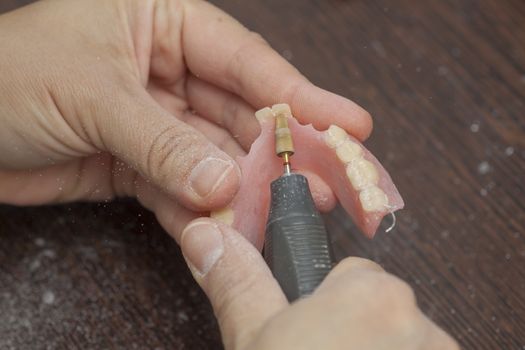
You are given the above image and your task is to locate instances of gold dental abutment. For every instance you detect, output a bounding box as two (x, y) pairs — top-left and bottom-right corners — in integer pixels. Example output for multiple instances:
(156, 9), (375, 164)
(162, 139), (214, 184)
(274, 109), (294, 175)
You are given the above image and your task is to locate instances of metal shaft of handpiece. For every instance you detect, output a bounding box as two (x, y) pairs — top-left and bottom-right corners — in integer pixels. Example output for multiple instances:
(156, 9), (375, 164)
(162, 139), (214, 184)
(282, 152), (291, 175)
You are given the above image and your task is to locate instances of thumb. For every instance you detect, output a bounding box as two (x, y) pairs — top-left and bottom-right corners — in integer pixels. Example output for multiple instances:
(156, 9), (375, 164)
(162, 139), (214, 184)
(180, 218), (288, 350)
(93, 88), (240, 211)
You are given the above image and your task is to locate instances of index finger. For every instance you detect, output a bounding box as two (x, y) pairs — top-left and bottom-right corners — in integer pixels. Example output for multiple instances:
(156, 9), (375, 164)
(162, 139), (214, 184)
(182, 0), (373, 140)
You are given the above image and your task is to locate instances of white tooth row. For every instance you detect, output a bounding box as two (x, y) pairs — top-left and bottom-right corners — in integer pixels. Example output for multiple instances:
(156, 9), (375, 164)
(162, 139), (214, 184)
(324, 125), (389, 212)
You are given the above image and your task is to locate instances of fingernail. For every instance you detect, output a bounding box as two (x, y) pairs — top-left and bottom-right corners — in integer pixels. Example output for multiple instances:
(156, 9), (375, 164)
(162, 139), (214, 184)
(181, 222), (224, 276)
(189, 157), (234, 198)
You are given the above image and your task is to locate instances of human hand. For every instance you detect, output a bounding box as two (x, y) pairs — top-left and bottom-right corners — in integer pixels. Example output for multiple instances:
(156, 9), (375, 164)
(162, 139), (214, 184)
(0, 0), (371, 239)
(180, 218), (459, 350)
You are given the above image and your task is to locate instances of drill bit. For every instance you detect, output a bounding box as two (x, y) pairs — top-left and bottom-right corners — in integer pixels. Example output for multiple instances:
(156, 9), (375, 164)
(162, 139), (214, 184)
(274, 109), (295, 175)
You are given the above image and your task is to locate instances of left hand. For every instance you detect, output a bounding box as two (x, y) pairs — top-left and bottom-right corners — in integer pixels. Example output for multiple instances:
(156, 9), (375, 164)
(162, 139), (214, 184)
(0, 0), (372, 240)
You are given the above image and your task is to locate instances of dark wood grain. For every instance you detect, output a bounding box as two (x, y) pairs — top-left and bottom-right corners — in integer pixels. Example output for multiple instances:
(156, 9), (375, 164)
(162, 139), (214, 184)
(1, 0), (524, 349)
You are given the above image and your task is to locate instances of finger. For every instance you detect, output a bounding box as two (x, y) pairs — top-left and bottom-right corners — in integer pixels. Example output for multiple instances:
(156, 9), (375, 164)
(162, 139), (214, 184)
(186, 75), (259, 151)
(296, 169), (337, 213)
(146, 87), (246, 157)
(179, 110), (246, 158)
(0, 153), (117, 205)
(93, 86), (240, 211)
(180, 218), (288, 350)
(315, 257), (385, 294)
(182, 1), (373, 140)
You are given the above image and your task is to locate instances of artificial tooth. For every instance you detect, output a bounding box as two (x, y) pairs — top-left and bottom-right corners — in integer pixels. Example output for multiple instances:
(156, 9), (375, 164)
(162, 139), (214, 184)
(210, 207), (234, 225)
(324, 125), (348, 148)
(359, 186), (389, 212)
(336, 140), (362, 163)
(255, 107), (275, 124)
(346, 158), (379, 190)
(272, 103), (292, 117)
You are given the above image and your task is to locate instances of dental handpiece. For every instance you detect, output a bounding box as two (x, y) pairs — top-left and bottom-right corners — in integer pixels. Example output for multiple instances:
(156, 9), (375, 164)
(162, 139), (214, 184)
(264, 111), (333, 302)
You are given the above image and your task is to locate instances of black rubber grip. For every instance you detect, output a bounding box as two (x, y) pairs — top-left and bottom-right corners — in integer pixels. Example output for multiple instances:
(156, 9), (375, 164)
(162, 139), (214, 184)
(264, 173), (333, 302)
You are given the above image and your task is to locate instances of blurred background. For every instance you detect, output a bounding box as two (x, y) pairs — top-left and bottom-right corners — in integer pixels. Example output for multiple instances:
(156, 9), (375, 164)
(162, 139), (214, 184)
(1, 0), (524, 349)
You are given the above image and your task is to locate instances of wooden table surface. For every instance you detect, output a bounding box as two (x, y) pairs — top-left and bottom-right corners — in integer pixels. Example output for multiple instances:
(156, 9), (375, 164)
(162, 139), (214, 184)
(1, 0), (524, 349)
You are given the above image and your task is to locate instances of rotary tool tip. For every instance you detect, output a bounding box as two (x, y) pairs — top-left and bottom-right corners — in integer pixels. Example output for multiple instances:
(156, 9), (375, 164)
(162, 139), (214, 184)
(274, 109), (294, 175)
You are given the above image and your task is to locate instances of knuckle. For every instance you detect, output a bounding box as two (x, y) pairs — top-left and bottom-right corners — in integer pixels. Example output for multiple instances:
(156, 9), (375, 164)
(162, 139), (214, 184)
(387, 276), (415, 300)
(318, 257), (384, 294)
(247, 31), (268, 47)
(324, 264), (424, 343)
(280, 81), (304, 108)
(227, 31), (269, 92)
(336, 257), (383, 274)
(145, 125), (200, 188)
(378, 275), (416, 307)
(373, 276), (420, 335)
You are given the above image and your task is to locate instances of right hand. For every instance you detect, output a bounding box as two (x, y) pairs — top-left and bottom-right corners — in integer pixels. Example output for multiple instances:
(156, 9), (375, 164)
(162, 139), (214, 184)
(180, 218), (460, 350)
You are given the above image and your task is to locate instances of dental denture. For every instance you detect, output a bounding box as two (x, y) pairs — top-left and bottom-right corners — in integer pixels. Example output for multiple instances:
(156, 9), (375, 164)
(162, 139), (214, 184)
(211, 103), (404, 249)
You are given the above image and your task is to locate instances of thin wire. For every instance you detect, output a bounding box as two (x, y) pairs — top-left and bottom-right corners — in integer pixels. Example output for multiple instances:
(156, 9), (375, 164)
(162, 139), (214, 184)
(385, 211), (397, 233)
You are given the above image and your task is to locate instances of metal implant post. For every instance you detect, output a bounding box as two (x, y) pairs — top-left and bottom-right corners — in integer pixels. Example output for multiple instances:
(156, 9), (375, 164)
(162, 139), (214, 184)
(274, 111), (295, 175)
